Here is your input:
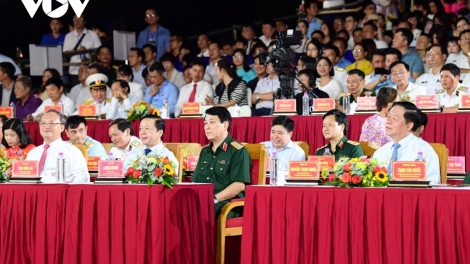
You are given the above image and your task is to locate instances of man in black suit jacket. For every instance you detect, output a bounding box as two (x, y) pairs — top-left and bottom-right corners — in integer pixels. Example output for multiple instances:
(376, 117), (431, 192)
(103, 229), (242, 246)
(0, 62), (19, 106)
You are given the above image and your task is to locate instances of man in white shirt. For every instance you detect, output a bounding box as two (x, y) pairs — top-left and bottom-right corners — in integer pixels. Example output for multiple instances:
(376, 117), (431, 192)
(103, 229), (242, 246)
(108, 119), (143, 160)
(447, 29), (470, 75)
(390, 61), (427, 102)
(175, 61), (214, 117)
(438, 63), (468, 112)
(252, 62), (280, 116)
(67, 64), (88, 102)
(30, 77), (75, 120)
(241, 25), (257, 55)
(259, 21), (276, 47)
(205, 42), (222, 86)
(345, 15), (358, 50)
(372, 102), (440, 185)
(75, 64), (111, 107)
(0, 62), (18, 106)
(26, 110), (89, 183)
(197, 34), (211, 57)
(74, 73), (111, 117)
(415, 45), (446, 94)
(124, 115), (178, 171)
(129, 48), (147, 88)
(63, 14), (101, 81)
(107, 80), (140, 120)
(362, 22), (389, 49)
(365, 50), (386, 83)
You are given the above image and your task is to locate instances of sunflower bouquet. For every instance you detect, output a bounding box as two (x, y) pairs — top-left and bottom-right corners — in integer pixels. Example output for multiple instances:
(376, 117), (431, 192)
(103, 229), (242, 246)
(321, 157), (389, 187)
(0, 157), (11, 182)
(127, 101), (160, 122)
(125, 153), (177, 188)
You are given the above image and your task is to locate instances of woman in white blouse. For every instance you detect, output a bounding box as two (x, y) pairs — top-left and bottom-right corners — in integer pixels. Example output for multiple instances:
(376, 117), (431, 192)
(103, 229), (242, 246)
(161, 52), (185, 89)
(28, 77), (75, 120)
(315, 57), (342, 100)
(116, 65), (144, 101)
(106, 80), (139, 120)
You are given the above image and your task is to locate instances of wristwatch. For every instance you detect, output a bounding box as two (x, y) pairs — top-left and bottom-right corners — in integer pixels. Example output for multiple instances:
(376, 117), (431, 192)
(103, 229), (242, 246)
(214, 195), (219, 204)
(256, 94), (260, 101)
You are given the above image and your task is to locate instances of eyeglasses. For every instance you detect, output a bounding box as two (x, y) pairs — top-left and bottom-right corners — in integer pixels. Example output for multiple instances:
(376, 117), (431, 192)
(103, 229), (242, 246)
(146, 13), (157, 18)
(233, 55), (243, 59)
(307, 48), (317, 52)
(73, 18), (84, 21)
(39, 122), (63, 127)
(426, 52), (442, 57)
(460, 37), (470, 41)
(391, 70), (407, 77)
(352, 49), (364, 53)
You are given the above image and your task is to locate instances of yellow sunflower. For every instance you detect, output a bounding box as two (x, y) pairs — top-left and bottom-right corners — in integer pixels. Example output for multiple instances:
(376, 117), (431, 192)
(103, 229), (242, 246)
(375, 171), (388, 182)
(164, 164), (175, 175)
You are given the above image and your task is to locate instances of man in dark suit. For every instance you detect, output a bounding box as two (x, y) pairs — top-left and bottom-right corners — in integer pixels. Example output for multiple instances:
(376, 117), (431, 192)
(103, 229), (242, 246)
(0, 62), (19, 106)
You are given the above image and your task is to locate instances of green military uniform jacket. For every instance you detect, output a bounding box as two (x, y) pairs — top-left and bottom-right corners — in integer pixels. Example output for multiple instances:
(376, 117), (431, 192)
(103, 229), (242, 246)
(315, 136), (364, 161)
(462, 170), (470, 184)
(103, 64), (118, 87)
(192, 135), (251, 218)
(339, 89), (374, 106)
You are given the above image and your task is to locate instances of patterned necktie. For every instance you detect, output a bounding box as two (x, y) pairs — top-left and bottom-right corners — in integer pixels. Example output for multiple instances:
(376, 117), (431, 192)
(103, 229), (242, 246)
(38, 144), (50, 173)
(387, 143), (401, 176)
(144, 148), (152, 155)
(188, 83), (197, 102)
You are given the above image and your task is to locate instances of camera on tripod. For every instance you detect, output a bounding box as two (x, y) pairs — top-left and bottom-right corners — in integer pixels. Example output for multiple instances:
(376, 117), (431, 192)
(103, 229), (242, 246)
(259, 29), (302, 99)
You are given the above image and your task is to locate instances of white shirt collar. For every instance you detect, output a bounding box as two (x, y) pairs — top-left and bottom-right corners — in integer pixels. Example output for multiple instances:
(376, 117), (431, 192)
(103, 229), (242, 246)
(44, 137), (64, 148)
(73, 28), (88, 37)
(392, 133), (415, 149)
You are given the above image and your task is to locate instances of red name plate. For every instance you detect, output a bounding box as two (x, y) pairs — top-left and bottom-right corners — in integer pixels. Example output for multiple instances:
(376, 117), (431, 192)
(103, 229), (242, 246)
(186, 156), (199, 171)
(356, 97), (377, 110)
(392, 161), (426, 181)
(415, 95), (438, 109)
(78, 104), (97, 116)
(312, 98), (335, 111)
(12, 161), (39, 177)
(98, 160), (124, 178)
(44, 105), (63, 113)
(447, 156), (466, 174)
(460, 94), (470, 108)
(308, 155), (335, 171)
(288, 161), (320, 179)
(87, 156), (100, 171)
(0, 107), (13, 118)
(182, 102), (201, 115)
(274, 99), (296, 112)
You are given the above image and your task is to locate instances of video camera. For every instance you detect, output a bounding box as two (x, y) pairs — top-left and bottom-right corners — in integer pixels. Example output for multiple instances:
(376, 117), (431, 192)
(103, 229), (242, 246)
(259, 30), (302, 99)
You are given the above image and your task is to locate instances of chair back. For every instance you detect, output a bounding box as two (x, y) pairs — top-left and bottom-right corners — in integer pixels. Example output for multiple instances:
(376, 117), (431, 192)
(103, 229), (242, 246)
(359, 141), (377, 157)
(429, 143), (448, 184)
(176, 143), (202, 182)
(102, 143), (113, 155)
(164, 143), (181, 160)
(294, 141), (310, 159)
(244, 144), (268, 185)
(0, 146), (5, 158)
(73, 144), (89, 161)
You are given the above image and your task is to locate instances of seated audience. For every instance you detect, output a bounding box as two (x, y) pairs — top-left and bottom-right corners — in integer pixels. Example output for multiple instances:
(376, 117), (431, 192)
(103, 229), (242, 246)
(389, 61), (426, 101)
(365, 48), (402, 93)
(26, 110), (89, 183)
(416, 45), (446, 94)
(205, 42), (223, 86)
(206, 59), (248, 108)
(197, 34), (211, 57)
(392, 28), (424, 81)
(192, 107), (251, 218)
(222, 42), (235, 57)
(306, 39), (323, 61)
(40, 18), (66, 46)
(338, 69), (370, 111)
(252, 62), (280, 116)
(14, 76), (42, 120)
(322, 45), (347, 91)
(259, 20), (276, 47)
(295, 69), (329, 115)
(108, 118), (143, 160)
(73, 74), (111, 117)
(316, 109), (364, 160)
(161, 52), (185, 89)
(75, 63), (112, 107)
(439, 63), (467, 112)
(321, 22), (335, 45)
(232, 49), (257, 83)
(364, 50), (385, 83)
(142, 44), (156, 66)
(116, 64), (144, 101)
(359, 87), (399, 148)
(124, 115), (178, 169)
(247, 56), (268, 93)
(261, 116), (306, 185)
(65, 115), (108, 159)
(2, 118), (35, 160)
(96, 45), (117, 86)
(175, 60), (214, 117)
(0, 62), (20, 106)
(346, 43), (373, 75)
(362, 21), (389, 49)
(333, 37), (352, 68)
(29, 77), (75, 120)
(128, 47), (147, 88)
(68, 64), (89, 102)
(0, 115), (7, 144)
(107, 80), (140, 120)
(292, 20), (309, 53)
(316, 57), (343, 99)
(144, 62), (179, 117)
(414, 110), (428, 138)
(38, 68), (61, 101)
(372, 102), (440, 184)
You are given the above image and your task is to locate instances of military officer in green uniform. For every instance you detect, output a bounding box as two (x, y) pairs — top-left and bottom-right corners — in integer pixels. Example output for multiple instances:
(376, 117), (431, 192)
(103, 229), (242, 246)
(337, 69), (375, 111)
(315, 109), (364, 160)
(192, 107), (251, 218)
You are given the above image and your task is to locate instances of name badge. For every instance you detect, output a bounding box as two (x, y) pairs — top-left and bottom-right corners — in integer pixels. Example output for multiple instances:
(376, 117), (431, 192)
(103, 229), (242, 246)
(392, 161), (426, 180)
(288, 161), (320, 180)
(308, 155), (335, 171)
(415, 95), (438, 109)
(460, 94), (470, 108)
(312, 98), (334, 111)
(98, 160), (124, 178)
(186, 156), (199, 171)
(274, 99), (296, 112)
(447, 156), (466, 174)
(87, 156), (100, 171)
(44, 105), (63, 113)
(182, 102), (201, 115)
(11, 161), (39, 177)
(356, 97), (377, 110)
(0, 106), (14, 118)
(78, 104), (97, 116)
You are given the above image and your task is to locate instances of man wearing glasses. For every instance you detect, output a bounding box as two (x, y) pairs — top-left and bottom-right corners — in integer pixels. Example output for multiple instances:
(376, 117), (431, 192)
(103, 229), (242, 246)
(415, 46), (446, 95)
(26, 110), (90, 183)
(389, 61), (427, 102)
(136, 8), (171, 61)
(447, 29), (470, 76)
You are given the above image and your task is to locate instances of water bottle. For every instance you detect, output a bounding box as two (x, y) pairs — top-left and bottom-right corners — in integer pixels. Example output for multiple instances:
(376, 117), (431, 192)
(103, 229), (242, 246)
(10, 102), (16, 118)
(302, 92), (310, 116)
(233, 104), (241, 117)
(107, 152), (114, 160)
(57, 152), (65, 183)
(415, 151), (425, 161)
(342, 93), (350, 114)
(58, 100), (64, 114)
(95, 100), (102, 120)
(161, 98), (169, 119)
(323, 148), (332, 156)
(269, 152), (279, 186)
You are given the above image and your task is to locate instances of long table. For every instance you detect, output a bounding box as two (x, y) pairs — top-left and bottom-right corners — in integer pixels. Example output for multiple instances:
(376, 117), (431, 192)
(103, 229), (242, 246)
(24, 113), (470, 170)
(240, 186), (470, 264)
(0, 184), (214, 264)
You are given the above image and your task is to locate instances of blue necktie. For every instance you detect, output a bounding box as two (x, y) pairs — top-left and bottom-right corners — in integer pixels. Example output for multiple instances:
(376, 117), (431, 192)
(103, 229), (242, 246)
(387, 143), (401, 176)
(144, 148), (152, 155)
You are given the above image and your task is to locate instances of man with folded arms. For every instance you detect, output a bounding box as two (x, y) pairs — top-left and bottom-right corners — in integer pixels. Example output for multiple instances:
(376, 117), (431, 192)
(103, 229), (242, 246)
(174, 60), (214, 117)
(124, 115), (178, 170)
(26, 110), (89, 183)
(438, 63), (468, 112)
(372, 102), (440, 184)
(108, 118), (142, 160)
(192, 107), (251, 218)
(65, 115), (108, 160)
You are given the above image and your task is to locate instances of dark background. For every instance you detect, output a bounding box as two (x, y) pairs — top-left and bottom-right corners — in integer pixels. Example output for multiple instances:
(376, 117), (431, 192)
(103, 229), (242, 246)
(0, 0), (302, 59)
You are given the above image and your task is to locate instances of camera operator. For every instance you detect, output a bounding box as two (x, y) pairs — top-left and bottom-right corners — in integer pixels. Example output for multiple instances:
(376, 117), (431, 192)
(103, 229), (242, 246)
(295, 69), (329, 115)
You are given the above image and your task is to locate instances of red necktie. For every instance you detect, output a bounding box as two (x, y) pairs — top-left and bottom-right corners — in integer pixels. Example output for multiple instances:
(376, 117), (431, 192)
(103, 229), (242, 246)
(38, 144), (50, 173)
(188, 83), (197, 102)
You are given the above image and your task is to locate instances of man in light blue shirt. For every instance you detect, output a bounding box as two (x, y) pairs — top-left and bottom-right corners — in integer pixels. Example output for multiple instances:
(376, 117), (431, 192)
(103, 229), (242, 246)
(261, 116), (306, 185)
(136, 8), (171, 61)
(372, 102), (440, 185)
(64, 115), (108, 160)
(392, 28), (424, 81)
(144, 62), (179, 117)
(304, 0), (322, 38)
